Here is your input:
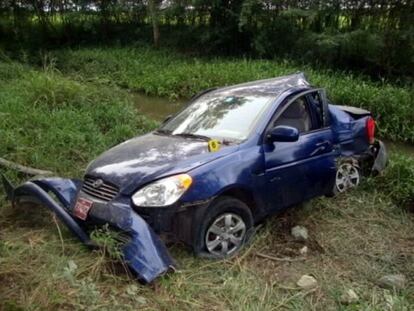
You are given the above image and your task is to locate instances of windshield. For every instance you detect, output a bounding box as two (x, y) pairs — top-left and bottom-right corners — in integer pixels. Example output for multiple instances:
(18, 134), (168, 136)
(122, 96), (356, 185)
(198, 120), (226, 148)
(159, 94), (274, 141)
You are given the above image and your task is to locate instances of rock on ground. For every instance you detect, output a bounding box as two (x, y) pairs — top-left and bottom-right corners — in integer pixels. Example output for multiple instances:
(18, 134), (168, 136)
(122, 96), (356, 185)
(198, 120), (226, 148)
(291, 225), (309, 241)
(378, 274), (406, 290)
(297, 275), (317, 290)
(299, 246), (308, 255)
(340, 289), (359, 305)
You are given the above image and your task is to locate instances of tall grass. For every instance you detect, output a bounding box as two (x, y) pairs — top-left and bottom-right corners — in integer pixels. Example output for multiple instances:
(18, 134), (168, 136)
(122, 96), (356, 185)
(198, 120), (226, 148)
(370, 153), (414, 209)
(53, 47), (414, 142)
(0, 60), (156, 176)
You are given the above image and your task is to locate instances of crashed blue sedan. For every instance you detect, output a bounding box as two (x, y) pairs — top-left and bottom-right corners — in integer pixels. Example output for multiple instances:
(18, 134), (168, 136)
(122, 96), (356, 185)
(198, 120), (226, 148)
(2, 73), (386, 283)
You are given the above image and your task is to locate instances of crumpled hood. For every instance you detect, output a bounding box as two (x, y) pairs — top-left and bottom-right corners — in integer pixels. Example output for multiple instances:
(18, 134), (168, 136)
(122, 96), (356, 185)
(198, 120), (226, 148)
(86, 132), (235, 194)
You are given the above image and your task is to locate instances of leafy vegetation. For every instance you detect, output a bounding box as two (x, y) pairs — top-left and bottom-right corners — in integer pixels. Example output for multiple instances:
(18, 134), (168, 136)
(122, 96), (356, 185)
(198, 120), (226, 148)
(371, 153), (414, 209)
(1, 1), (413, 78)
(52, 47), (414, 142)
(0, 60), (156, 176)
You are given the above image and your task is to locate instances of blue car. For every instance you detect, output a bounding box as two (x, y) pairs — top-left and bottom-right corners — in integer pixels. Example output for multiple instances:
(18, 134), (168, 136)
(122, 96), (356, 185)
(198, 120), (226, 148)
(2, 73), (386, 282)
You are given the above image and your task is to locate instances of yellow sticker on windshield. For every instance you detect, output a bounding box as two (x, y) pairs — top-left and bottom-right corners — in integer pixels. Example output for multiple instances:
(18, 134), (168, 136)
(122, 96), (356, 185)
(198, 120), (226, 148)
(208, 139), (221, 152)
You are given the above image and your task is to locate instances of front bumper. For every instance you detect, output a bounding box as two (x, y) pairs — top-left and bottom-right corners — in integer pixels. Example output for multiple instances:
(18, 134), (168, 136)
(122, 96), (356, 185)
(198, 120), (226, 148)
(1, 176), (175, 283)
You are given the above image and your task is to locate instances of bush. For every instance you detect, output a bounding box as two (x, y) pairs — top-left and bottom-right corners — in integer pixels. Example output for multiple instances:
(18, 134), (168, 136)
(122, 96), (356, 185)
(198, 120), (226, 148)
(294, 30), (414, 78)
(372, 154), (414, 208)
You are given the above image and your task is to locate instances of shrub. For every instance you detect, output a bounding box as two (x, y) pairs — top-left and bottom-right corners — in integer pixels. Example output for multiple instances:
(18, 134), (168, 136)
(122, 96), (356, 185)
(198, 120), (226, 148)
(372, 154), (414, 208)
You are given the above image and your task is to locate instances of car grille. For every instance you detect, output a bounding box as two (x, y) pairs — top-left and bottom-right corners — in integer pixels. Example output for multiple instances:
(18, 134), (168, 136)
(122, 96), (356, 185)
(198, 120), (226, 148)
(82, 176), (119, 202)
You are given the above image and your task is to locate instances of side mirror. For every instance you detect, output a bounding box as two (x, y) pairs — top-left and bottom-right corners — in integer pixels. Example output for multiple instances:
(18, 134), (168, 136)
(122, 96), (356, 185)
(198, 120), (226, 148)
(162, 114), (172, 124)
(267, 125), (299, 143)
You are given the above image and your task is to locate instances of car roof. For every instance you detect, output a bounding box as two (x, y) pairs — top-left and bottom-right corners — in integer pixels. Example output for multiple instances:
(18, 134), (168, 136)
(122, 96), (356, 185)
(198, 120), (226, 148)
(207, 72), (312, 98)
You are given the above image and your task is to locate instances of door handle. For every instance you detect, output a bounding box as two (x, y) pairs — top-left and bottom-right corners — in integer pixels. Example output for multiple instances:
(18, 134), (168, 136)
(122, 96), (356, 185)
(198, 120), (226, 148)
(311, 140), (332, 156)
(316, 140), (332, 147)
(311, 146), (326, 156)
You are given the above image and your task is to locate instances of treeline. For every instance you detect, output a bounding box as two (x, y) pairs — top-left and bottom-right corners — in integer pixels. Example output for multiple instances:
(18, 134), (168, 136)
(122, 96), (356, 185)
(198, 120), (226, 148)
(0, 1), (413, 79)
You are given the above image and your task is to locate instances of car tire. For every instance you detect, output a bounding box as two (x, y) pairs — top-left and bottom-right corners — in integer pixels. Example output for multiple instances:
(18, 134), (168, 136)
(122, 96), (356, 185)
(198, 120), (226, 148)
(193, 196), (253, 258)
(328, 158), (361, 196)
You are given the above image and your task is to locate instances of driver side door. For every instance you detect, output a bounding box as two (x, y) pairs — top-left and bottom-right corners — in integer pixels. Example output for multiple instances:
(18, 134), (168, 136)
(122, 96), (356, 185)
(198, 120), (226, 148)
(263, 91), (336, 211)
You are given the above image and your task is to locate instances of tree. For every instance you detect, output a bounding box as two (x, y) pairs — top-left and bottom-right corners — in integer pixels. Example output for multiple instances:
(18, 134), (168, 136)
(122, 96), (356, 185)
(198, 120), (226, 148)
(148, 0), (160, 47)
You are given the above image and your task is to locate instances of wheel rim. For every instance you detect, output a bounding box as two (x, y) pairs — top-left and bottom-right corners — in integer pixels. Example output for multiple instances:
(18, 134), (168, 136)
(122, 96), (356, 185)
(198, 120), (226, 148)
(205, 213), (246, 256)
(336, 163), (360, 193)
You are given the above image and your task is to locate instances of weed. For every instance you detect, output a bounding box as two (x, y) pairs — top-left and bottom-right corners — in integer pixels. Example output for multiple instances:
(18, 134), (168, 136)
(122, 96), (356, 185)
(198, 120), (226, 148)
(367, 153), (414, 209)
(90, 224), (126, 261)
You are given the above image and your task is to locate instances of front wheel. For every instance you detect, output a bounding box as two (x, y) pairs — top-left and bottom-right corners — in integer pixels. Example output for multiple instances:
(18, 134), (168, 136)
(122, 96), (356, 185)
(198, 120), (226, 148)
(193, 196), (253, 258)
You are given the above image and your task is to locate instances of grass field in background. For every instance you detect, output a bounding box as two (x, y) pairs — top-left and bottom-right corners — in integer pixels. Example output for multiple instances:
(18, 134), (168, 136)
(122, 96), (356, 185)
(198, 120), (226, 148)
(0, 54), (413, 310)
(51, 47), (414, 143)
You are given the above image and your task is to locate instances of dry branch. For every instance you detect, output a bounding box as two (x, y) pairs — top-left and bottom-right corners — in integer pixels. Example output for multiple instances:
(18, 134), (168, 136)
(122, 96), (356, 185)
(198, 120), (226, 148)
(0, 157), (53, 176)
(255, 252), (306, 262)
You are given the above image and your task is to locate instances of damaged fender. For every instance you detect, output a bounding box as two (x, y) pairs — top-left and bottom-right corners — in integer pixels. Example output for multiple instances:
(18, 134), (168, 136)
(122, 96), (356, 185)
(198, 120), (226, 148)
(1, 175), (175, 283)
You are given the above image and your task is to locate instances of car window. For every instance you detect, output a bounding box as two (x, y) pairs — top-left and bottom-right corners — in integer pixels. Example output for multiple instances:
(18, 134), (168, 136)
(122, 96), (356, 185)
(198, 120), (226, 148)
(273, 97), (312, 133)
(307, 92), (324, 129)
(160, 94), (274, 141)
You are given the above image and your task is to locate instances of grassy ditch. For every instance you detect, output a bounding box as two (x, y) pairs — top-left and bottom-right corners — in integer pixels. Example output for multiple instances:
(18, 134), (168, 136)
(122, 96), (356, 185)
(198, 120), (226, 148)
(0, 57), (413, 310)
(52, 47), (414, 143)
(0, 60), (156, 176)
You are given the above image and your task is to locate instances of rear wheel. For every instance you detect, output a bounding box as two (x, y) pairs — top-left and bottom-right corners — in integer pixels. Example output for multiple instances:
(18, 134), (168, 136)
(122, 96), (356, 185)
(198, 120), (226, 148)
(332, 160), (360, 195)
(193, 196), (253, 258)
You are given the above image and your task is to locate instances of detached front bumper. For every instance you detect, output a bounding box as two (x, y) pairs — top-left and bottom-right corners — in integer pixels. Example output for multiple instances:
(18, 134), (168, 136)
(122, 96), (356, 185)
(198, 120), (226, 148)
(1, 176), (175, 283)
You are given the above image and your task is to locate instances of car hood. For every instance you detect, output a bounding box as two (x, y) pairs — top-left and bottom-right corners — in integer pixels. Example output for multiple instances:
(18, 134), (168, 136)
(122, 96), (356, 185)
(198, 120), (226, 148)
(86, 132), (236, 194)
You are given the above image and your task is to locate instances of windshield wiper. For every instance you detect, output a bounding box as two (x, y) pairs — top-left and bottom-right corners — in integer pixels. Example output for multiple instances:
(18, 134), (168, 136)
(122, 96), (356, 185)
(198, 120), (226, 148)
(172, 132), (211, 141)
(221, 139), (239, 146)
(158, 130), (237, 145)
(155, 129), (172, 136)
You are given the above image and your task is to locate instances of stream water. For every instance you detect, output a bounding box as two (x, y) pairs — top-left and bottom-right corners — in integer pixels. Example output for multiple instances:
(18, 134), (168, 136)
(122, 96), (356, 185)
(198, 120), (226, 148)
(384, 140), (414, 156)
(133, 93), (186, 121)
(133, 93), (414, 156)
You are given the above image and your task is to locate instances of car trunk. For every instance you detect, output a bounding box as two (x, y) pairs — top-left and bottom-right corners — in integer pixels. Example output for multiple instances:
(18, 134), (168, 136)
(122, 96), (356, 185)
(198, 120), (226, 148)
(329, 104), (371, 154)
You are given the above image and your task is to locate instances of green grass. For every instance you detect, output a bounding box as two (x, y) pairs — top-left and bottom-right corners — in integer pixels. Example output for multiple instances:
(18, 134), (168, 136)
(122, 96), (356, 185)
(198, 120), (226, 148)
(51, 47), (414, 143)
(0, 60), (156, 176)
(370, 153), (414, 208)
(1, 185), (413, 310)
(0, 55), (413, 310)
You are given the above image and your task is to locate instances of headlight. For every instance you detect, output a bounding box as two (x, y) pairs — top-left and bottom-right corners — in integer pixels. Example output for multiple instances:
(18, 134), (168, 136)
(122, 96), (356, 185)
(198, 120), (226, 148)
(132, 174), (192, 207)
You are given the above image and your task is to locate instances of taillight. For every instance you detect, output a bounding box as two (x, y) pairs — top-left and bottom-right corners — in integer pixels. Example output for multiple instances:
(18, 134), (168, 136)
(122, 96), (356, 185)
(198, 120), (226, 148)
(366, 117), (375, 144)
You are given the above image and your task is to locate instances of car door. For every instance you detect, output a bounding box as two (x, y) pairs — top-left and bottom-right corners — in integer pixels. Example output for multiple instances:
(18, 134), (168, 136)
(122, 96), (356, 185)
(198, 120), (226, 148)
(263, 90), (336, 211)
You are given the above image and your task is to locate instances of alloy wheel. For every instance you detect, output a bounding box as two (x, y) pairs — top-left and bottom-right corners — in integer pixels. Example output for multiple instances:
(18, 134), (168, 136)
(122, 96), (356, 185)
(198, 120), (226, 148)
(335, 162), (360, 192)
(205, 213), (246, 256)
